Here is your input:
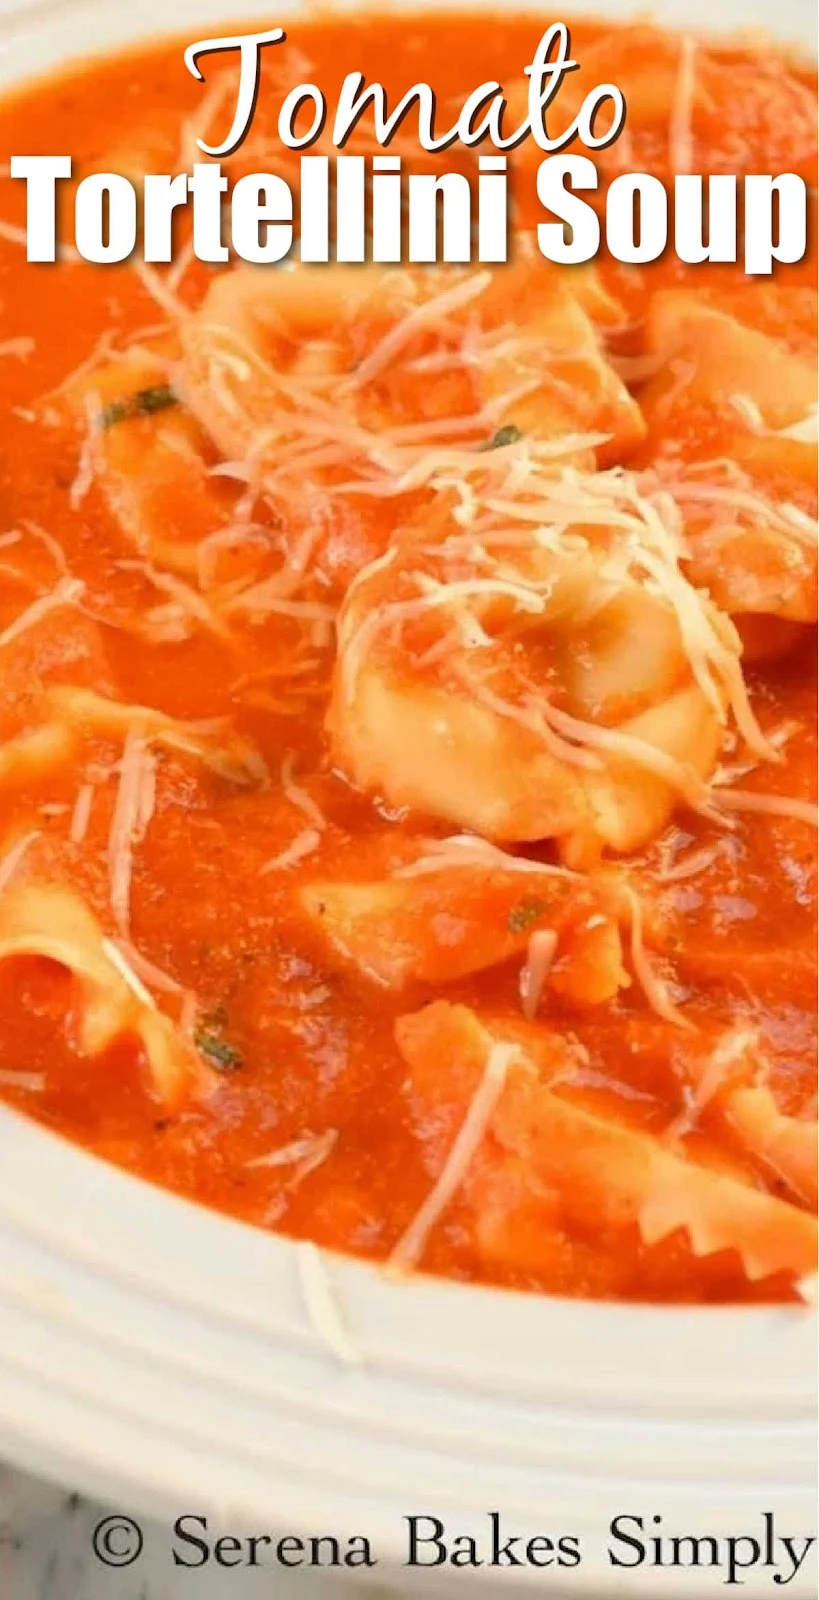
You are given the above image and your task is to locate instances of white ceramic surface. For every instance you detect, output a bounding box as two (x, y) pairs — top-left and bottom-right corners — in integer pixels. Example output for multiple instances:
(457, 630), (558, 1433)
(0, 2), (815, 1595)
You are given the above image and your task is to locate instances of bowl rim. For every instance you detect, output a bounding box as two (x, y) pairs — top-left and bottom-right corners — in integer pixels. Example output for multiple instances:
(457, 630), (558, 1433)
(1, 1095), (816, 1581)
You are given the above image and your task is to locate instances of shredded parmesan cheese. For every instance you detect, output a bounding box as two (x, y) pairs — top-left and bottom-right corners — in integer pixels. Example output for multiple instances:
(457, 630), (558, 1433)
(624, 886), (694, 1031)
(247, 1127), (338, 1179)
(338, 453), (772, 807)
(0, 576), (84, 648)
(394, 834), (576, 881)
(100, 936), (157, 1009)
(280, 752), (327, 831)
(179, 989), (199, 1036)
(0, 1069), (46, 1091)
(711, 787), (819, 828)
(69, 396), (101, 509)
(297, 1241), (361, 1367)
(347, 271), (492, 391)
(777, 405), (818, 444)
(132, 258), (189, 323)
(111, 938), (184, 996)
(519, 928), (560, 1020)
(669, 34), (697, 174)
(260, 828), (322, 874)
(388, 1040), (518, 1274)
(0, 831), (40, 896)
(696, 1028), (758, 1107)
(0, 336), (34, 360)
(796, 1272), (818, 1307)
(117, 559), (232, 641)
(69, 783), (95, 845)
(107, 727), (157, 935)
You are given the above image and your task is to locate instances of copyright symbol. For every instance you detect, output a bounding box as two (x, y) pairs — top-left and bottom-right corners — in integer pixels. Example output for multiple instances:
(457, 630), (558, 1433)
(92, 1515), (144, 1567)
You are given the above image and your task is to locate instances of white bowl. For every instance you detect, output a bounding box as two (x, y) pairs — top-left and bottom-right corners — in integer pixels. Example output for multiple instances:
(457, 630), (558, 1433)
(0, 2), (815, 1593)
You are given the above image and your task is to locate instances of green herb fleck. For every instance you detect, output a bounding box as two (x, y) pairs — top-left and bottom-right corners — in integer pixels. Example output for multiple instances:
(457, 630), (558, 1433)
(98, 399), (130, 429)
(134, 384), (179, 416)
(507, 897), (545, 934)
(480, 423), (523, 452)
(99, 384), (179, 430)
(200, 1002), (229, 1029)
(194, 1027), (243, 1072)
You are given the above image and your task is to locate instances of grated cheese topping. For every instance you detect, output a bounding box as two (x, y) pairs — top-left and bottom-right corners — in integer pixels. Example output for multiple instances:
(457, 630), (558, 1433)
(669, 33), (697, 174)
(68, 783), (95, 846)
(107, 726), (157, 936)
(280, 752), (328, 831)
(0, 1068), (46, 1092)
(711, 786), (819, 829)
(247, 1128), (338, 1183)
(0, 576), (84, 649)
(387, 1040), (519, 1274)
(796, 1273), (818, 1307)
(297, 1241), (361, 1367)
(0, 830), (41, 896)
(111, 938), (185, 997)
(393, 834), (578, 881)
(337, 454), (775, 805)
(0, 337), (35, 360)
(260, 827), (322, 874)
(623, 886), (694, 1031)
(778, 405), (818, 444)
(101, 935), (158, 1010)
(519, 927), (560, 1021)
(346, 271), (493, 391)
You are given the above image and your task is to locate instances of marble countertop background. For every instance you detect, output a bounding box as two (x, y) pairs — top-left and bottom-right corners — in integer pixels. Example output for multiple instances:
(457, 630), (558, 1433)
(0, 1466), (391, 1600)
